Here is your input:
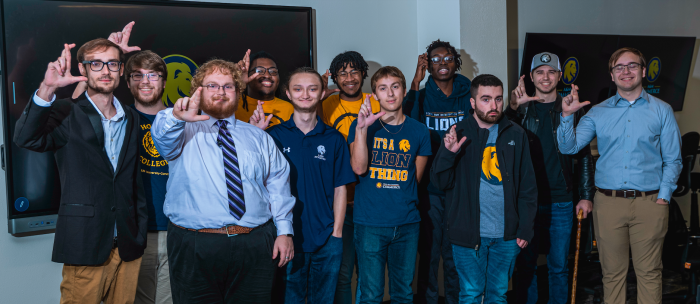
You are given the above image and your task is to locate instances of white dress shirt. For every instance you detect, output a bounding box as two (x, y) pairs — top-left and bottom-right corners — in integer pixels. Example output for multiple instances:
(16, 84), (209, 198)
(151, 108), (294, 235)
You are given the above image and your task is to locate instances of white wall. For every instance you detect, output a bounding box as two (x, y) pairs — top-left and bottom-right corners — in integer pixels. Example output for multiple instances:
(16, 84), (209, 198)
(513, 0), (700, 219)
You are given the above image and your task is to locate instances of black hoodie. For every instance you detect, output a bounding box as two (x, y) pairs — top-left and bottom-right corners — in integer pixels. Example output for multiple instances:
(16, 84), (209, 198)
(431, 111), (538, 249)
(403, 74), (472, 195)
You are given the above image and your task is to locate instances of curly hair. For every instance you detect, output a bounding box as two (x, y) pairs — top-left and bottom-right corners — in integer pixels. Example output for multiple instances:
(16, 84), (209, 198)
(329, 51), (369, 84)
(426, 39), (462, 71)
(190, 59), (245, 94)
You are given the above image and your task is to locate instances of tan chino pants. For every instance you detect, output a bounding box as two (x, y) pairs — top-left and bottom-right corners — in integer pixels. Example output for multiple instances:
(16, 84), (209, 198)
(592, 191), (668, 304)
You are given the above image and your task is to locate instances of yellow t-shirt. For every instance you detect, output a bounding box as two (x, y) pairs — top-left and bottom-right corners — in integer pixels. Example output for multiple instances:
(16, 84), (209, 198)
(321, 93), (381, 140)
(235, 95), (294, 129)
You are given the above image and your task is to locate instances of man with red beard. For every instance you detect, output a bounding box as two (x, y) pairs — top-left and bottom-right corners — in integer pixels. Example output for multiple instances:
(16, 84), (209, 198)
(151, 59), (295, 304)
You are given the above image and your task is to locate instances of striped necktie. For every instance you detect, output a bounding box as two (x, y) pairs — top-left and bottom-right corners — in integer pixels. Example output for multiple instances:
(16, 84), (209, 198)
(215, 120), (246, 220)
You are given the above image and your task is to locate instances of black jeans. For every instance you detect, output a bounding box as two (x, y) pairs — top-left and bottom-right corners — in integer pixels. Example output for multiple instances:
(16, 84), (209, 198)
(167, 220), (278, 304)
(416, 192), (460, 304)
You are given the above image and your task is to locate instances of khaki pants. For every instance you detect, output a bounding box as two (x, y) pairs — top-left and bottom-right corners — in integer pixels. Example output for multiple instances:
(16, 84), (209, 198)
(593, 191), (668, 304)
(135, 231), (172, 304)
(60, 248), (142, 304)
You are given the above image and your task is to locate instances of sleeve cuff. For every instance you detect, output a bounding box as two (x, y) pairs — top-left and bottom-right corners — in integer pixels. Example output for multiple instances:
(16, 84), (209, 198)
(33, 91), (55, 107)
(560, 112), (574, 124)
(275, 220), (293, 236)
(658, 188), (673, 202)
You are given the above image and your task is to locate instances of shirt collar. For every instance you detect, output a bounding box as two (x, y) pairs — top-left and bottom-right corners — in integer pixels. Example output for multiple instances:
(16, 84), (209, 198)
(280, 114), (326, 136)
(85, 92), (124, 121)
(612, 90), (649, 106)
(204, 112), (238, 129)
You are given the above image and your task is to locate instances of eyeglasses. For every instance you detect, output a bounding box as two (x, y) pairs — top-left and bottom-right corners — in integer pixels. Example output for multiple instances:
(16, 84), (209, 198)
(430, 56), (454, 64)
(130, 73), (162, 81)
(612, 62), (642, 73)
(337, 70), (361, 79)
(205, 83), (236, 93)
(251, 66), (279, 76)
(82, 60), (122, 72)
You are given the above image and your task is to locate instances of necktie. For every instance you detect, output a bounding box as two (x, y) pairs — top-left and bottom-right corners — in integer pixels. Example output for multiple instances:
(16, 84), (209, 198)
(216, 120), (246, 220)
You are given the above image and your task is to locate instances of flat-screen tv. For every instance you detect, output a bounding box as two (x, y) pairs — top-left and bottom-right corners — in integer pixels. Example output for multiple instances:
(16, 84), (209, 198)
(520, 33), (695, 111)
(1, 0), (313, 234)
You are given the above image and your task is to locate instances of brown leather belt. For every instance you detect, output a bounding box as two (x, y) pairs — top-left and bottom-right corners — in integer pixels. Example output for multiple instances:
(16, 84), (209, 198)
(172, 222), (257, 236)
(597, 188), (659, 199)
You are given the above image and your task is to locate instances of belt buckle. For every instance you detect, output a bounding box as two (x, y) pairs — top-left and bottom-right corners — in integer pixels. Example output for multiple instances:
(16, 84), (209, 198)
(225, 225), (238, 237)
(623, 190), (636, 199)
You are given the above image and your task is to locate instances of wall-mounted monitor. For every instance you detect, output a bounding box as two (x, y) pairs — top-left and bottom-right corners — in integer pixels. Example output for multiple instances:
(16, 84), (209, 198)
(520, 33), (695, 111)
(1, 0), (313, 235)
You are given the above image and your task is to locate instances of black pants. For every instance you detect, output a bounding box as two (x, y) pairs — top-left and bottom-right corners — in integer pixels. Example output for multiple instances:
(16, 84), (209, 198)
(416, 192), (460, 304)
(167, 220), (279, 304)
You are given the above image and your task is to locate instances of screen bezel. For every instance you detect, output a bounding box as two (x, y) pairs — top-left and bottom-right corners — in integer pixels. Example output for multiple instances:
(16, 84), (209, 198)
(0, 0), (313, 220)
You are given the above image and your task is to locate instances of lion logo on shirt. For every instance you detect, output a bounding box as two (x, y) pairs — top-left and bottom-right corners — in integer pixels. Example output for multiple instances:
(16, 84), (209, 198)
(314, 145), (327, 161)
(481, 145), (502, 185)
(143, 131), (160, 158)
(399, 139), (411, 152)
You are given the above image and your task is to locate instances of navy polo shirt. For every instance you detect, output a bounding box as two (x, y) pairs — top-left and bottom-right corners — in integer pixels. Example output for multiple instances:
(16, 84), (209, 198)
(267, 115), (356, 252)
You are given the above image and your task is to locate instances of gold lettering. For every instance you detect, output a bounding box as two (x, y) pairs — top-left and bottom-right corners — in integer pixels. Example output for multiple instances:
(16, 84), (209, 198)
(369, 167), (378, 178)
(382, 138), (388, 149)
(377, 168), (386, 179)
(389, 139), (394, 150)
(401, 170), (408, 181)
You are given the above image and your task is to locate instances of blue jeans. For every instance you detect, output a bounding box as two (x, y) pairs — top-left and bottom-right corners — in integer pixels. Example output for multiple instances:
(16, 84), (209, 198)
(452, 238), (521, 304)
(515, 201), (574, 304)
(335, 206), (361, 304)
(417, 193), (459, 304)
(282, 235), (343, 304)
(355, 222), (420, 304)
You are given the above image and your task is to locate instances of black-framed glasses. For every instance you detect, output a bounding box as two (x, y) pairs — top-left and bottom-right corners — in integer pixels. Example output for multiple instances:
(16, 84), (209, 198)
(612, 62), (642, 73)
(337, 70), (361, 79)
(205, 83), (236, 93)
(130, 73), (163, 81)
(82, 60), (122, 72)
(251, 66), (279, 76)
(430, 56), (454, 64)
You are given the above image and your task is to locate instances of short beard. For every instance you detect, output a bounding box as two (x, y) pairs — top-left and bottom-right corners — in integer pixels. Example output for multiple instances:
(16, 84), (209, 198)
(475, 107), (502, 124)
(130, 85), (163, 107)
(87, 76), (117, 94)
(339, 79), (364, 99)
(200, 94), (237, 120)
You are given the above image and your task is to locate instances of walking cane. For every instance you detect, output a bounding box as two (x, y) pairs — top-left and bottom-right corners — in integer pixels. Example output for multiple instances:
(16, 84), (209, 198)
(571, 209), (584, 304)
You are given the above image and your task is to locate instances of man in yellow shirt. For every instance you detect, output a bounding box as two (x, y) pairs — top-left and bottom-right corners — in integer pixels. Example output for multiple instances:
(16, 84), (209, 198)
(236, 50), (294, 129)
(320, 51), (380, 304)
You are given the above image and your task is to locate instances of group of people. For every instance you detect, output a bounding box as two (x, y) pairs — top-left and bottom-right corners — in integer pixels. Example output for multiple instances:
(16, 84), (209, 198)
(13, 21), (682, 304)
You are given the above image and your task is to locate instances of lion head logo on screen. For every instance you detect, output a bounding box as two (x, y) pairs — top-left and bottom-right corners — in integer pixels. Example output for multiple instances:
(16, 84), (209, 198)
(481, 145), (502, 185)
(646, 57), (660, 82)
(562, 57), (579, 85)
(162, 55), (199, 107)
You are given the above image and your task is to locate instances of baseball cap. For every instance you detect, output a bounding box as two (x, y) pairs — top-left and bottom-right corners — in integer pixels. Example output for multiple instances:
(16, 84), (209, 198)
(531, 52), (561, 72)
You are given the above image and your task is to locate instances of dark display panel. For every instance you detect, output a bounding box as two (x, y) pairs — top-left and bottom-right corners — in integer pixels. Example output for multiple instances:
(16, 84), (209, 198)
(520, 33), (695, 111)
(1, 0), (312, 222)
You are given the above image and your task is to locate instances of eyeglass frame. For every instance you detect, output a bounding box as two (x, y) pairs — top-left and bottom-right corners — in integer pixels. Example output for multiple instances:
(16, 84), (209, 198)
(611, 62), (643, 73)
(129, 73), (163, 82)
(430, 55), (455, 64)
(81, 60), (122, 72)
(204, 83), (237, 93)
(337, 69), (362, 79)
(250, 66), (279, 76)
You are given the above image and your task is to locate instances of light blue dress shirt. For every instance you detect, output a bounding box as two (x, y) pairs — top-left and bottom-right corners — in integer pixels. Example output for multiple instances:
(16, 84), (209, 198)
(34, 92), (127, 236)
(151, 108), (295, 235)
(557, 90), (682, 201)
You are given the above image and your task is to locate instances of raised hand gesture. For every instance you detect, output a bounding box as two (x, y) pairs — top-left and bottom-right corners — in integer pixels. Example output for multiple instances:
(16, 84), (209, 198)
(249, 100), (273, 129)
(411, 53), (428, 91)
(237, 49), (262, 85)
(355, 94), (384, 129)
(173, 87), (210, 122)
(510, 75), (540, 110)
(444, 125), (467, 153)
(108, 21), (141, 54)
(321, 69), (340, 101)
(561, 84), (590, 117)
(41, 44), (88, 93)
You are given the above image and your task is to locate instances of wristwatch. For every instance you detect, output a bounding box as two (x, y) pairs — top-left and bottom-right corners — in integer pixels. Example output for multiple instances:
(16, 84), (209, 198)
(662, 198), (670, 204)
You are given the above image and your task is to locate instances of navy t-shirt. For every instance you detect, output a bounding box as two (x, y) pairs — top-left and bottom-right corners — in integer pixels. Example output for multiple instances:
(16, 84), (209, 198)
(267, 116), (356, 252)
(131, 105), (169, 231)
(348, 116), (431, 227)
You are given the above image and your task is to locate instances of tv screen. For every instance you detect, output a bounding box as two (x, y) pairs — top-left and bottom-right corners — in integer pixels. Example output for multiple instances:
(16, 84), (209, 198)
(1, 0), (312, 227)
(520, 33), (695, 111)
